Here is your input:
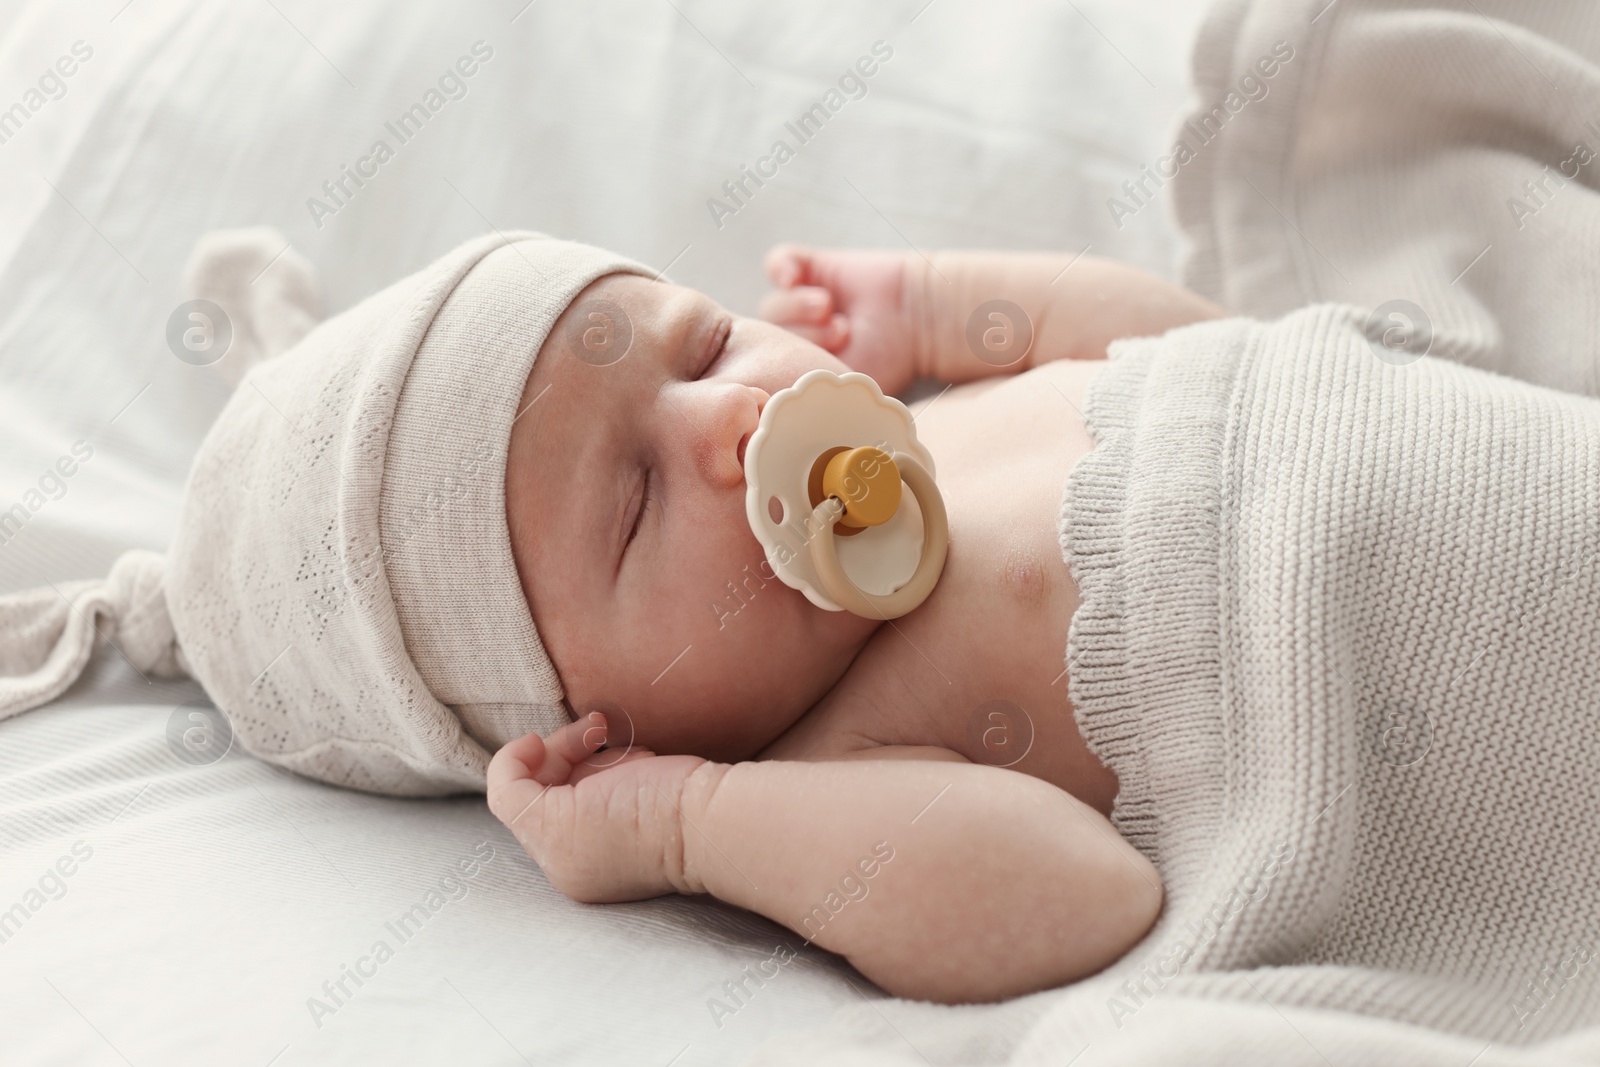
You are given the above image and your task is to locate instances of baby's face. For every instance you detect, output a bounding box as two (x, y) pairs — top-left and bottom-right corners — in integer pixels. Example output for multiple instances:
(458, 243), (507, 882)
(506, 273), (879, 761)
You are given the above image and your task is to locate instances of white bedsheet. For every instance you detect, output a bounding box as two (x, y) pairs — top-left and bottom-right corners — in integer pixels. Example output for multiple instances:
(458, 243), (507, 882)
(0, 0), (1205, 1062)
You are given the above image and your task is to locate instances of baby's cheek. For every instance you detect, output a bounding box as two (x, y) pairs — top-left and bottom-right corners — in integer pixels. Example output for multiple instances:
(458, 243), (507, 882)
(672, 517), (771, 628)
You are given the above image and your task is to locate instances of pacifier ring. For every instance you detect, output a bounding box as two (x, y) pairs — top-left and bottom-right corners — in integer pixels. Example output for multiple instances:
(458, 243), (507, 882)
(807, 451), (949, 620)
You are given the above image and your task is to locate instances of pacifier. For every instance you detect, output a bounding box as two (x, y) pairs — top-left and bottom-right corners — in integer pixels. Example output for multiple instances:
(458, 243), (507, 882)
(743, 369), (949, 619)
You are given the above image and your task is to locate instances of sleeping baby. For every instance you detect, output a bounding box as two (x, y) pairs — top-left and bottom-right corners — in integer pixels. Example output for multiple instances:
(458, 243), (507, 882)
(0, 229), (1215, 1006)
(9, 227), (1600, 1025)
(486, 242), (1221, 1003)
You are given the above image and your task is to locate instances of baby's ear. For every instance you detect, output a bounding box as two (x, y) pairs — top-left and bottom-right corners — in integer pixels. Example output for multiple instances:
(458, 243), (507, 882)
(183, 227), (322, 388)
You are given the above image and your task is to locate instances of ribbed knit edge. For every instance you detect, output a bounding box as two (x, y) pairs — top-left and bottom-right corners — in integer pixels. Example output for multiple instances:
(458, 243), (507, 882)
(1058, 349), (1152, 853)
(1059, 317), (1255, 882)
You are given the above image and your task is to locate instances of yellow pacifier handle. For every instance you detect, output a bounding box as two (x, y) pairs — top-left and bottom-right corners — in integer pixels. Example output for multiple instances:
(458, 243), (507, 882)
(821, 446), (901, 529)
(808, 450), (949, 619)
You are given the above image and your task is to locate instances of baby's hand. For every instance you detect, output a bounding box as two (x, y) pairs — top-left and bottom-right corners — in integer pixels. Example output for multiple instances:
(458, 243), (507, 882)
(487, 713), (709, 903)
(760, 244), (921, 394)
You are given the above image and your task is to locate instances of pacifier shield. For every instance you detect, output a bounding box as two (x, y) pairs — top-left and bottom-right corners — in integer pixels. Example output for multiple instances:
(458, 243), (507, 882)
(743, 370), (938, 612)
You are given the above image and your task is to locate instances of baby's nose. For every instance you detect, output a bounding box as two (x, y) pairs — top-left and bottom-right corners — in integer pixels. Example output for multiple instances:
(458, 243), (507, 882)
(695, 383), (768, 489)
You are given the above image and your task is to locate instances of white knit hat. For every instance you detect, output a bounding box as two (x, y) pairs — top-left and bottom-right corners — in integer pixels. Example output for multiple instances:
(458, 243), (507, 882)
(0, 229), (653, 796)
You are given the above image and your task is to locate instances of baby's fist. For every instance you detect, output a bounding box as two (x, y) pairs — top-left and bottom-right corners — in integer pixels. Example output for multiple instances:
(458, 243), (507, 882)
(487, 713), (707, 903)
(760, 245), (920, 394)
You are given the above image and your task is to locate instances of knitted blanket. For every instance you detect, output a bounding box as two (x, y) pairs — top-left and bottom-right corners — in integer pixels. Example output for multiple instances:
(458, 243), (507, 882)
(1060, 304), (1600, 1049)
(1052, 0), (1600, 1058)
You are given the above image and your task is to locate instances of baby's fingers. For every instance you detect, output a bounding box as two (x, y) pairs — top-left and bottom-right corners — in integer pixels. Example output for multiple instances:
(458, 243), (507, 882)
(488, 713), (607, 798)
(764, 243), (815, 288)
(760, 304), (851, 353)
(487, 717), (607, 845)
(759, 285), (833, 326)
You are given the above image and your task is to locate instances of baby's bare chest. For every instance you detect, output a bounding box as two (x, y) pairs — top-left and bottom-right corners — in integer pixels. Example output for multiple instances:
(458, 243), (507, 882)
(781, 362), (1121, 811)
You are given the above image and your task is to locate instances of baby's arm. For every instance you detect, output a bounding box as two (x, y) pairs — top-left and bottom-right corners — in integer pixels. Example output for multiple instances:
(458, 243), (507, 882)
(488, 717), (1163, 1003)
(906, 250), (1224, 380)
(683, 752), (1163, 1002)
(761, 245), (1222, 393)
